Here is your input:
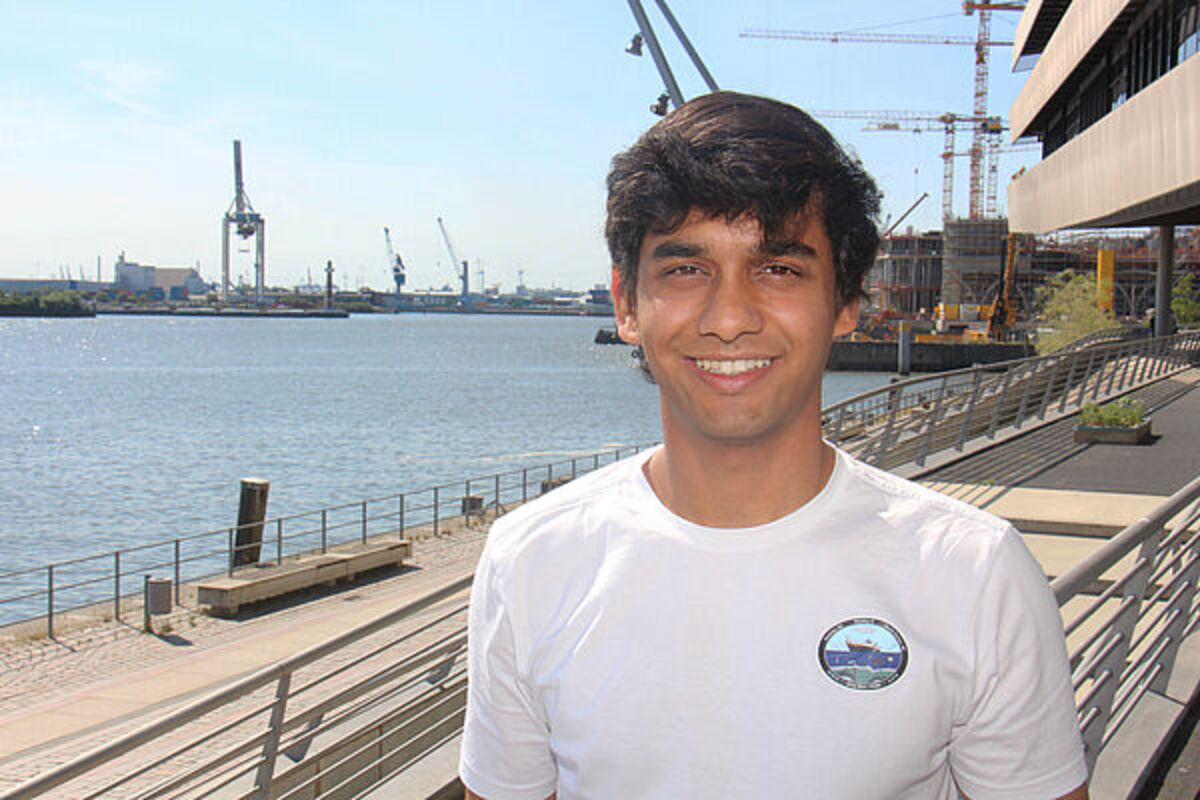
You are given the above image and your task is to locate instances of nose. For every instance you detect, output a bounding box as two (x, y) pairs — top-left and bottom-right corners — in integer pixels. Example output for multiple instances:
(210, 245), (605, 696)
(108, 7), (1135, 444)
(697, 273), (762, 342)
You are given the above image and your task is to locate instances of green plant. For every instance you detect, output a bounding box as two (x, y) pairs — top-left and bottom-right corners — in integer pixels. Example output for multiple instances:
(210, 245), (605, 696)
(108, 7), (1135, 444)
(1171, 273), (1200, 326)
(1079, 398), (1145, 428)
(1034, 270), (1115, 354)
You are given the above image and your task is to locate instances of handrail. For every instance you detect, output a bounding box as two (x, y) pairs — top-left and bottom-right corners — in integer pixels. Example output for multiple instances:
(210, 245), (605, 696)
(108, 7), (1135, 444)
(1050, 472), (1200, 780)
(2, 574), (475, 799)
(6, 335), (1200, 797)
(0, 443), (655, 635)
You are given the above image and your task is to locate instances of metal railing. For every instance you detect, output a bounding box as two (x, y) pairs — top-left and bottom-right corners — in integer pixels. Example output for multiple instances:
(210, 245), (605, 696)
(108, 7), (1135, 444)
(823, 330), (1200, 475)
(3, 575), (476, 799)
(7, 332), (1200, 798)
(1051, 473), (1200, 783)
(0, 445), (654, 636)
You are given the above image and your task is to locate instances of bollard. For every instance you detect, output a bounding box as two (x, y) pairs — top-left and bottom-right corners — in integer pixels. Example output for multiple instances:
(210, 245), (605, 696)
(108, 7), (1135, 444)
(897, 321), (913, 376)
(234, 478), (270, 567)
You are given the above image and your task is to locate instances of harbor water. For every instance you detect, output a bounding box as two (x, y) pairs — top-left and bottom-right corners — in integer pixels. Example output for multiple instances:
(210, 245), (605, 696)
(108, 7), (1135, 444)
(0, 314), (892, 620)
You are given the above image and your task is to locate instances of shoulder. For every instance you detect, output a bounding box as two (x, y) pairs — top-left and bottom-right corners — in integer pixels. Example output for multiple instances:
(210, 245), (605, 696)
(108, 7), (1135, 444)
(480, 449), (650, 574)
(831, 447), (1021, 570)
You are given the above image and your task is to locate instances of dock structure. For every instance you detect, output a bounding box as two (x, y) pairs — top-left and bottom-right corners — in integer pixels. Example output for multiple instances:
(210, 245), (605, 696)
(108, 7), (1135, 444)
(2, 339), (1200, 799)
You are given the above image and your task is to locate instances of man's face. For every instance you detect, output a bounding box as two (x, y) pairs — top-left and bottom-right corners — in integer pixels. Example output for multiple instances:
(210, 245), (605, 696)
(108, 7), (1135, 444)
(613, 209), (857, 448)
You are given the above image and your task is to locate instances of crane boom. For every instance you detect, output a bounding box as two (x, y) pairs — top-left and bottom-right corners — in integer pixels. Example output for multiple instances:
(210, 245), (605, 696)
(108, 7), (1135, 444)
(743, 18), (1020, 219)
(436, 217), (469, 299)
(740, 29), (1011, 46)
(383, 227), (406, 292)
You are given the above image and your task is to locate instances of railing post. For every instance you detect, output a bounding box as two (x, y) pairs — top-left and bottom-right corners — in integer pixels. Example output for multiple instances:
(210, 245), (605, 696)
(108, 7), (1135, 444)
(398, 493), (405, 536)
(174, 540), (181, 605)
(1038, 355), (1063, 419)
(955, 368), (985, 451)
(276, 519), (283, 566)
(832, 404), (847, 444)
(987, 364), (1015, 438)
(252, 671), (292, 799)
(1059, 351), (1082, 413)
(494, 473), (501, 511)
(47, 564), (54, 640)
(1117, 341), (1136, 391)
(916, 376), (949, 466)
(1074, 348), (1098, 408)
(113, 551), (121, 623)
(1014, 363), (1036, 429)
(1104, 343), (1126, 395)
(1080, 525), (1161, 777)
(320, 510), (327, 554)
(433, 487), (440, 536)
(1090, 347), (1109, 401)
(361, 500), (368, 544)
(228, 528), (235, 576)
(522, 468), (528, 504)
(571, 458), (578, 479)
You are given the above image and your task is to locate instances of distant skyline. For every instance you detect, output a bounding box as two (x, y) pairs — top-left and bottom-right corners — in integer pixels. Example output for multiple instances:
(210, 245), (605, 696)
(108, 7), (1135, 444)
(1, 2), (1039, 292)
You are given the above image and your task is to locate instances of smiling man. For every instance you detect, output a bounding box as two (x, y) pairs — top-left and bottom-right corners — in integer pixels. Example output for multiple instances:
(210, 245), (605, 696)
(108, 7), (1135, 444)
(460, 92), (1088, 800)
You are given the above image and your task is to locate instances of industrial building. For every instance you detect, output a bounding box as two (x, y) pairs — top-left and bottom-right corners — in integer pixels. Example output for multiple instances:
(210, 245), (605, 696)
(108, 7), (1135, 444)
(114, 254), (209, 300)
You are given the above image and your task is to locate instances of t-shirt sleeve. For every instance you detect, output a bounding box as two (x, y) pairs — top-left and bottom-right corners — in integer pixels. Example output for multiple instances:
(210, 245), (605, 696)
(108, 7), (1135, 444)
(459, 538), (557, 800)
(950, 527), (1089, 799)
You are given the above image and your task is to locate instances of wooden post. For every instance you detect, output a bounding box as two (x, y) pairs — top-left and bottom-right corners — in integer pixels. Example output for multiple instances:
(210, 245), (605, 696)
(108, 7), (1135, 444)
(234, 478), (270, 567)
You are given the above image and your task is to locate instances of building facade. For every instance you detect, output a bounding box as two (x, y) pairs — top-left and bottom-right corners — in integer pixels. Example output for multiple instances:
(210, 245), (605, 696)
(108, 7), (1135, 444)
(1008, 0), (1200, 232)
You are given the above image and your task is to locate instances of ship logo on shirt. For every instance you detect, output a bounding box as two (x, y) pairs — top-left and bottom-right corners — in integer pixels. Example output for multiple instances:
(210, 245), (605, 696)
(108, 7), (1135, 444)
(818, 618), (908, 690)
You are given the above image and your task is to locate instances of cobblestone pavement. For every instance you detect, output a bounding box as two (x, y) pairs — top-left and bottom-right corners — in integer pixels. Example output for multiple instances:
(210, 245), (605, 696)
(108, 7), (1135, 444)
(0, 524), (489, 796)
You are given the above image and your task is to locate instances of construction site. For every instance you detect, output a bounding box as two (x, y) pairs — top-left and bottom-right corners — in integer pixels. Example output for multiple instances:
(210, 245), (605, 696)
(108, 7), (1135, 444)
(741, 9), (1200, 344)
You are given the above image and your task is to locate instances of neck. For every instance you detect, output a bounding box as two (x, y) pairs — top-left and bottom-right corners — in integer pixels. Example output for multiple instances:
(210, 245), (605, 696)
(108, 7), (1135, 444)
(645, 421), (836, 528)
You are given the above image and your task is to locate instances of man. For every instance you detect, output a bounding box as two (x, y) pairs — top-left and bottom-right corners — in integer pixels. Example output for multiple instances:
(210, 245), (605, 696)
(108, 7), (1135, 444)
(460, 92), (1088, 799)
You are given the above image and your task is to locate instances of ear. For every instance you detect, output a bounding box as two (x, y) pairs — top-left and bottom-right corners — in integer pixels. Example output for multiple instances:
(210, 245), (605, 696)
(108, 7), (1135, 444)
(611, 266), (641, 345)
(833, 296), (860, 338)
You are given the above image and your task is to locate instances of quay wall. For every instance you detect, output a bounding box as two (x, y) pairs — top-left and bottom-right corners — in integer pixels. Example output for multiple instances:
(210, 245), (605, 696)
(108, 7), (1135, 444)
(826, 340), (1033, 372)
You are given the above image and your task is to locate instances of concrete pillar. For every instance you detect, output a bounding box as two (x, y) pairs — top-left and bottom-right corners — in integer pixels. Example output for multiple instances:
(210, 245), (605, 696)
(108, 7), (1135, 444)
(1155, 224), (1175, 337)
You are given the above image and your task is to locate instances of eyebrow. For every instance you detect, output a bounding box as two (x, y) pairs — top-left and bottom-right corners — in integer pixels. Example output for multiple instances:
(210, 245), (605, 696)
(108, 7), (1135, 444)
(648, 237), (820, 261)
(759, 238), (819, 258)
(649, 242), (705, 260)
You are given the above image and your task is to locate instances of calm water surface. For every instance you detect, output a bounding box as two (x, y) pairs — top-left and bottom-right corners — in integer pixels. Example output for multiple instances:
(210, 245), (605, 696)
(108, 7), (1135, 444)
(0, 314), (891, 571)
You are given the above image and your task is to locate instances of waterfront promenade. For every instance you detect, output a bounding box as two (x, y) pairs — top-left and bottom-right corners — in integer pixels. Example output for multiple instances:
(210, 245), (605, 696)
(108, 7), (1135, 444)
(2, 369), (1199, 798)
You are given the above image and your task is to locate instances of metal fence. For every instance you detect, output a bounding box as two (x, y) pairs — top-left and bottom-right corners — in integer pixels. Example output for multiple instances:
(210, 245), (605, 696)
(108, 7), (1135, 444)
(823, 330), (1200, 475)
(6, 332), (1200, 798)
(1051, 472), (1200, 786)
(10, 457), (1200, 799)
(0, 445), (654, 636)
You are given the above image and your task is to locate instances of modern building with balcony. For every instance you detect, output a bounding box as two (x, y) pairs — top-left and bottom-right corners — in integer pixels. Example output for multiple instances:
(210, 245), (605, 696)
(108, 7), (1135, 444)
(1007, 0), (1199, 330)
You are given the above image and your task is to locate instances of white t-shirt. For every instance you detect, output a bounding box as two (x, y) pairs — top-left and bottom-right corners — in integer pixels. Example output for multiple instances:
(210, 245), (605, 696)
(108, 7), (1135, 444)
(460, 446), (1087, 800)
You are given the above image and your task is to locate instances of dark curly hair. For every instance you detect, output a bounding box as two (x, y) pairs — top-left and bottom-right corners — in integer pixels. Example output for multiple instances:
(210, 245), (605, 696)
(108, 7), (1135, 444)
(605, 91), (881, 307)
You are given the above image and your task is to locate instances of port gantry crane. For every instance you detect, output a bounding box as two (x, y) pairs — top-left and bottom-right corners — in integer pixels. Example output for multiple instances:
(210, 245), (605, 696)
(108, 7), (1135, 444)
(741, 1), (1024, 220)
(383, 227), (406, 295)
(221, 140), (266, 305)
(436, 217), (469, 301)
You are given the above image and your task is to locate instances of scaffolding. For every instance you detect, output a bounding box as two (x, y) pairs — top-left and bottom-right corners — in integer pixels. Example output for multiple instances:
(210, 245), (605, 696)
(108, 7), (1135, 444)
(868, 230), (943, 316)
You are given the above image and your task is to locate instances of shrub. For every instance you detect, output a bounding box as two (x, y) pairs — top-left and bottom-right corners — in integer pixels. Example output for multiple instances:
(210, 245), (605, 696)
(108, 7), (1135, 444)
(1079, 398), (1144, 428)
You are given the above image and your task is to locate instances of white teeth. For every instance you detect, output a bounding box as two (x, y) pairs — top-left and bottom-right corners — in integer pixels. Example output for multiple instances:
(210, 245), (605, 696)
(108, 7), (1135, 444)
(694, 358), (772, 376)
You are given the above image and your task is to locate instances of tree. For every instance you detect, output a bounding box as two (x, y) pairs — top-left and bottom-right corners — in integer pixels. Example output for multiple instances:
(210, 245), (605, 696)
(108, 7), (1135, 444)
(1171, 273), (1200, 326)
(1034, 270), (1115, 354)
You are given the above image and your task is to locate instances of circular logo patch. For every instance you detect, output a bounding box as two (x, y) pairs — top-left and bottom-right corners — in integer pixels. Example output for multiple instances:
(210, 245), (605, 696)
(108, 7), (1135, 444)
(818, 617), (908, 691)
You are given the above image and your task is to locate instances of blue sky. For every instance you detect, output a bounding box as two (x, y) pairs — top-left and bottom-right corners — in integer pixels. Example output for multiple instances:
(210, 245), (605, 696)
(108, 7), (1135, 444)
(0, 1), (1038, 291)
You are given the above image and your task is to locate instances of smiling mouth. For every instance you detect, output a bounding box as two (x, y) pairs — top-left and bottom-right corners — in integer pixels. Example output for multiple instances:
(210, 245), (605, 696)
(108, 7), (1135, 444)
(692, 357), (774, 376)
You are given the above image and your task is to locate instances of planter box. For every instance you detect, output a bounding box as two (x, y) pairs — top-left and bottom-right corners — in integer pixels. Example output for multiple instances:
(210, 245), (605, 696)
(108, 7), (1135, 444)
(1073, 420), (1153, 445)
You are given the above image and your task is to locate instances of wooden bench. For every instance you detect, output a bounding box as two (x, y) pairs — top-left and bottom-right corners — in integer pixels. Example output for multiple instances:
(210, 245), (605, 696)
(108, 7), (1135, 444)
(197, 540), (413, 616)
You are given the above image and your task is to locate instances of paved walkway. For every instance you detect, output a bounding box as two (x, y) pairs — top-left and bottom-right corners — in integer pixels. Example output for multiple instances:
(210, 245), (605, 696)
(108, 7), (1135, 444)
(2, 370), (1199, 798)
